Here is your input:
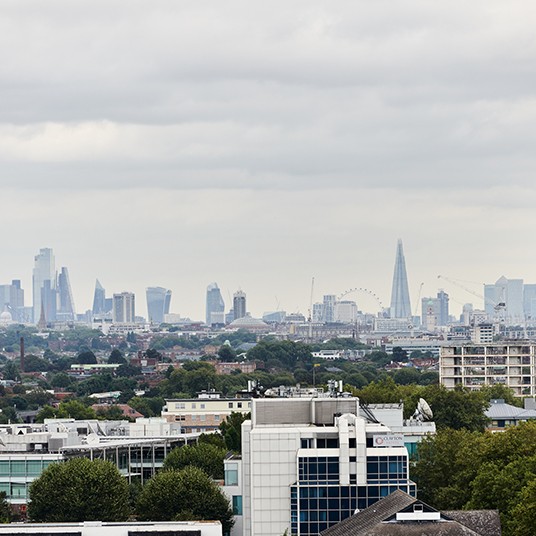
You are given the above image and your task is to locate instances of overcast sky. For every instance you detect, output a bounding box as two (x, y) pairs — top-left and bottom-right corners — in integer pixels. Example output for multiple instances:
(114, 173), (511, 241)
(1, 0), (536, 320)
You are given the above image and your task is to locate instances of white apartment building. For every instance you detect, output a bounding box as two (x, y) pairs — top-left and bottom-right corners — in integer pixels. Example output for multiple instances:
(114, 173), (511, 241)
(440, 343), (536, 396)
(241, 396), (416, 536)
(162, 392), (251, 433)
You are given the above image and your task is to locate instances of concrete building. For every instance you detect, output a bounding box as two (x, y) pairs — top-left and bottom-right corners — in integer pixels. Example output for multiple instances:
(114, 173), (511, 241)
(112, 292), (135, 324)
(484, 276), (524, 324)
(0, 418), (192, 506)
(322, 295), (336, 323)
(162, 392), (252, 433)
(233, 290), (247, 320)
(0, 521), (222, 536)
(241, 396), (416, 536)
(440, 343), (536, 396)
(334, 301), (358, 324)
(0, 280), (24, 322)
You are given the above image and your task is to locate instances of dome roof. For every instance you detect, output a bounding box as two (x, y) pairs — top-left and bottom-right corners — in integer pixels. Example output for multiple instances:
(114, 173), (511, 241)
(0, 310), (12, 322)
(228, 315), (270, 330)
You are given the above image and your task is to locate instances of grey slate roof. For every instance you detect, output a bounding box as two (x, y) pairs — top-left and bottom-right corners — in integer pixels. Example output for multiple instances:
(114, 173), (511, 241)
(321, 491), (416, 536)
(320, 491), (501, 536)
(485, 400), (536, 420)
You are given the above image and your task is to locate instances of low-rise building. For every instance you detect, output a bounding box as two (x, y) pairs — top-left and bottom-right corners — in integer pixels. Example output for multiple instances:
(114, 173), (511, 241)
(0, 521), (222, 536)
(162, 392), (251, 433)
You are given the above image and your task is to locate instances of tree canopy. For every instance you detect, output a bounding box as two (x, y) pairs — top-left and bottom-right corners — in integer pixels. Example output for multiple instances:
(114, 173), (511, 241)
(163, 442), (227, 480)
(28, 458), (130, 522)
(136, 466), (233, 532)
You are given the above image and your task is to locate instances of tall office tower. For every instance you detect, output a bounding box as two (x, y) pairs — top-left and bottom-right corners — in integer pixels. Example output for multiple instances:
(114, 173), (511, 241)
(57, 267), (76, 321)
(206, 282), (225, 325)
(524, 284), (536, 321)
(112, 292), (135, 323)
(484, 276), (524, 323)
(146, 287), (172, 324)
(233, 290), (247, 320)
(0, 280), (24, 321)
(437, 290), (449, 326)
(33, 248), (55, 324)
(421, 291), (450, 330)
(92, 279), (106, 315)
(389, 239), (411, 319)
(312, 302), (324, 322)
(322, 295), (336, 323)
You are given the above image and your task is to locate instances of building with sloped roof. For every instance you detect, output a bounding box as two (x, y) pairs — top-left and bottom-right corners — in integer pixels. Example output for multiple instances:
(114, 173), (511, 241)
(320, 490), (501, 536)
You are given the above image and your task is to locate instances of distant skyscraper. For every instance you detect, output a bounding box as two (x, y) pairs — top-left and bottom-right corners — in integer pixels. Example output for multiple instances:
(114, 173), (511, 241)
(484, 276), (524, 323)
(112, 292), (135, 323)
(0, 280), (24, 322)
(57, 267), (76, 321)
(92, 279), (106, 315)
(233, 290), (247, 320)
(33, 248), (55, 324)
(322, 295), (336, 323)
(146, 287), (172, 324)
(206, 283), (225, 325)
(389, 239), (411, 319)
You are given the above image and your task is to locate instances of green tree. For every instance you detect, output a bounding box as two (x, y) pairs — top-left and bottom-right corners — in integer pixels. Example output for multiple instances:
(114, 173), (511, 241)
(412, 428), (485, 510)
(163, 443), (226, 479)
(509, 479), (536, 536)
(76, 348), (97, 364)
(28, 458), (130, 522)
(136, 466), (233, 532)
(109, 348), (127, 365)
(220, 411), (250, 453)
(0, 491), (12, 523)
(218, 345), (237, 361)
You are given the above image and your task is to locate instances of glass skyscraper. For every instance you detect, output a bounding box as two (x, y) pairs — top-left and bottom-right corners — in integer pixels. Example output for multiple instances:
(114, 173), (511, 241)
(32, 248), (55, 324)
(206, 282), (225, 325)
(389, 239), (411, 319)
(146, 287), (172, 324)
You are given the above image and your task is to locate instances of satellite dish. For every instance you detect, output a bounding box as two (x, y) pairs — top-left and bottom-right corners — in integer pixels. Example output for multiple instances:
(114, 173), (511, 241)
(86, 433), (100, 445)
(417, 398), (433, 420)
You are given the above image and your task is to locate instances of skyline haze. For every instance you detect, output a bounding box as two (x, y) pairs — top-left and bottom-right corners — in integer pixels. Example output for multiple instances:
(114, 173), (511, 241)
(1, 1), (536, 320)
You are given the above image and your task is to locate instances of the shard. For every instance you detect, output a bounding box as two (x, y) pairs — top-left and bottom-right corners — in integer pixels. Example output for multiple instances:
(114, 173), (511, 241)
(389, 239), (412, 318)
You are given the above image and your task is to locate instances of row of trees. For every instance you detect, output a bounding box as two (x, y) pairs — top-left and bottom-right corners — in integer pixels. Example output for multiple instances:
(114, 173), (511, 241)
(412, 421), (536, 536)
(28, 458), (234, 532)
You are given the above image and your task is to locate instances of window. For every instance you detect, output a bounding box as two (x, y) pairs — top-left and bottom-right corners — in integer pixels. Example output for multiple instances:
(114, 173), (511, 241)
(191, 415), (197, 421)
(232, 495), (243, 515)
(301, 438), (313, 449)
(225, 465), (239, 486)
(191, 403), (196, 409)
(200, 414), (206, 421)
(200, 403), (206, 409)
(228, 402), (234, 409)
(215, 415), (220, 421)
(237, 402), (242, 408)
(299, 457), (339, 482)
(175, 402), (185, 410)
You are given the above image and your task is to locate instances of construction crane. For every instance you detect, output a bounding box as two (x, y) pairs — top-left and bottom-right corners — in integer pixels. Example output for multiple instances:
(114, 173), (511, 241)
(437, 275), (506, 323)
(409, 282), (424, 336)
(308, 277), (315, 340)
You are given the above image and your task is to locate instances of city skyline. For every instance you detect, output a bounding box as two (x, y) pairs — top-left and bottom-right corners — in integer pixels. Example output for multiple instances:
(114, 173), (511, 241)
(1, 2), (536, 321)
(3, 244), (536, 322)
